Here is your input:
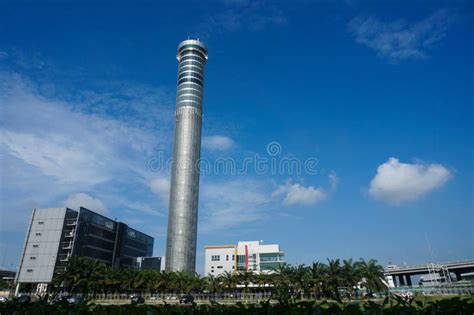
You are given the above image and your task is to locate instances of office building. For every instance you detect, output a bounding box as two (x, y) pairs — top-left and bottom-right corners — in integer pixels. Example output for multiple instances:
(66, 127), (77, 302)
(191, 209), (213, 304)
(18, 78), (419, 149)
(166, 39), (208, 273)
(204, 241), (284, 276)
(135, 256), (165, 271)
(15, 207), (153, 291)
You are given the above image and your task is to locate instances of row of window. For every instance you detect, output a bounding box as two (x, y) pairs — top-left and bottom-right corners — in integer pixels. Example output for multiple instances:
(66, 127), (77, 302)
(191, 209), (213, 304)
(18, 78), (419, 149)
(177, 83), (202, 93)
(178, 44), (206, 55)
(210, 254), (236, 261)
(179, 55), (205, 64)
(178, 71), (203, 82)
(179, 65), (203, 76)
(179, 62), (203, 71)
(177, 94), (201, 105)
(178, 77), (203, 86)
(177, 87), (202, 99)
(180, 49), (206, 60)
(179, 59), (204, 68)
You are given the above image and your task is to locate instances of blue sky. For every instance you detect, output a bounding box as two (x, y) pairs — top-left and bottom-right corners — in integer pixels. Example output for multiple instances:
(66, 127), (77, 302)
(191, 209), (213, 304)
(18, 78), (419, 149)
(0, 0), (472, 274)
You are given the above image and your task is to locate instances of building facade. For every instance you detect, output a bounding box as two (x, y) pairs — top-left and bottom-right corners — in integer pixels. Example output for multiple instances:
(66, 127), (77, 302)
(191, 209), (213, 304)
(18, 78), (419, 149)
(15, 207), (154, 291)
(166, 39), (208, 273)
(204, 241), (284, 276)
(135, 256), (164, 271)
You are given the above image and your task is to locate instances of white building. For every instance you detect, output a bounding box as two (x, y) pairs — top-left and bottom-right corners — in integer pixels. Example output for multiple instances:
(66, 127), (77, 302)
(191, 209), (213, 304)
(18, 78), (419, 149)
(204, 241), (284, 276)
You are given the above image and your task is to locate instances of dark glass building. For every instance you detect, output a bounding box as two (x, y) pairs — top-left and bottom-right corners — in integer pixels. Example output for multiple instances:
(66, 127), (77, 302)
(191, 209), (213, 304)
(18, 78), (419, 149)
(73, 207), (153, 267)
(16, 207), (154, 293)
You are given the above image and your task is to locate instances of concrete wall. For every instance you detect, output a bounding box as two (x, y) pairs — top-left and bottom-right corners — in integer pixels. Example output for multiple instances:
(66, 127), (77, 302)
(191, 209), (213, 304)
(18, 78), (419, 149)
(16, 208), (67, 283)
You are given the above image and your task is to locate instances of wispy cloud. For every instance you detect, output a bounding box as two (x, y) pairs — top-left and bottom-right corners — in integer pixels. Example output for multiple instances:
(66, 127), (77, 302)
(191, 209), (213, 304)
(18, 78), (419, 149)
(0, 71), (172, 231)
(272, 180), (327, 207)
(368, 157), (452, 205)
(64, 193), (107, 214)
(149, 177), (170, 204)
(199, 0), (287, 37)
(199, 178), (272, 233)
(202, 135), (235, 152)
(272, 172), (338, 207)
(348, 9), (455, 62)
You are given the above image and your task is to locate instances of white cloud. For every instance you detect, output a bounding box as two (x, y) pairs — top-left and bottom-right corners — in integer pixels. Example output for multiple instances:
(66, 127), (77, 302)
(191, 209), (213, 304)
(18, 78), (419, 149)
(199, 1), (286, 37)
(348, 9), (455, 62)
(272, 180), (327, 206)
(149, 177), (170, 203)
(123, 201), (163, 217)
(328, 171), (339, 190)
(202, 135), (235, 151)
(200, 179), (271, 233)
(64, 193), (107, 214)
(0, 71), (172, 231)
(369, 157), (452, 205)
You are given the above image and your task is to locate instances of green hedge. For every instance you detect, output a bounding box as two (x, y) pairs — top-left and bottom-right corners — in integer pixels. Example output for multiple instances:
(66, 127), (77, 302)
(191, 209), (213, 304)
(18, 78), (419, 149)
(1, 296), (473, 315)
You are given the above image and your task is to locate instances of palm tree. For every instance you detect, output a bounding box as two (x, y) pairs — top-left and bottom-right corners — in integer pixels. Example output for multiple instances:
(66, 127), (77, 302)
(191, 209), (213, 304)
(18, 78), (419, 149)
(341, 259), (361, 298)
(358, 258), (387, 295)
(326, 258), (343, 298)
(237, 270), (254, 294)
(219, 271), (236, 292)
(310, 261), (327, 298)
(289, 264), (311, 299)
(119, 267), (144, 292)
(186, 273), (204, 293)
(204, 274), (222, 294)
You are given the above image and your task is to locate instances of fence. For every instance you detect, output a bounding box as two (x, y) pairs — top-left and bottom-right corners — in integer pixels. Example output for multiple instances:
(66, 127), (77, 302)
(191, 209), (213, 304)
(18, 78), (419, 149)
(12, 283), (474, 302)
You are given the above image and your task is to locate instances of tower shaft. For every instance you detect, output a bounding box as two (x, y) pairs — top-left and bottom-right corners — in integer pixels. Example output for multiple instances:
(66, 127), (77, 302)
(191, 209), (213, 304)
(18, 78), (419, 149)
(165, 39), (208, 273)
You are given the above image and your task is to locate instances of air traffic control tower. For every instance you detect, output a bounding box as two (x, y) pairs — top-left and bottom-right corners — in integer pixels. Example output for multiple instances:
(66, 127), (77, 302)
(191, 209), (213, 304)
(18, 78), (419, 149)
(165, 39), (208, 273)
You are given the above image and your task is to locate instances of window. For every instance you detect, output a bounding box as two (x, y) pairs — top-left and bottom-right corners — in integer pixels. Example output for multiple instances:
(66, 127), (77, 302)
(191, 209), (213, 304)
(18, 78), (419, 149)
(180, 55), (205, 63)
(211, 255), (220, 261)
(180, 50), (206, 60)
(178, 77), (203, 86)
(33, 244), (39, 248)
(35, 233), (41, 236)
(27, 269), (33, 272)
(178, 44), (206, 54)
(232, 255), (235, 261)
(30, 256), (36, 260)
(226, 255), (229, 261)
(217, 266), (223, 269)
(38, 221), (44, 225)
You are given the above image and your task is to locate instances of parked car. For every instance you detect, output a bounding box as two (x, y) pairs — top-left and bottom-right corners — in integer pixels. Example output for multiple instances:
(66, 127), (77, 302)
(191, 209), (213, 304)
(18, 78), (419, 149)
(130, 295), (145, 305)
(179, 294), (194, 304)
(15, 295), (31, 304)
(52, 295), (83, 305)
(0, 296), (8, 303)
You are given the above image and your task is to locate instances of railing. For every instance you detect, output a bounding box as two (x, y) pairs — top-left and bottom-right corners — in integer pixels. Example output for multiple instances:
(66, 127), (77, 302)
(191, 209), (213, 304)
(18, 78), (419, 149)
(62, 243), (72, 250)
(15, 283), (474, 302)
(385, 260), (474, 272)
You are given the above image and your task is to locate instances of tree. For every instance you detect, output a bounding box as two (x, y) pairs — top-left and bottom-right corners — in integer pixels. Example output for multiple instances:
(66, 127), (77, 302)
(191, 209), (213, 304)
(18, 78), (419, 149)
(358, 258), (387, 295)
(310, 261), (327, 298)
(219, 271), (236, 292)
(326, 258), (343, 298)
(236, 270), (254, 294)
(341, 259), (361, 298)
(204, 274), (222, 293)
